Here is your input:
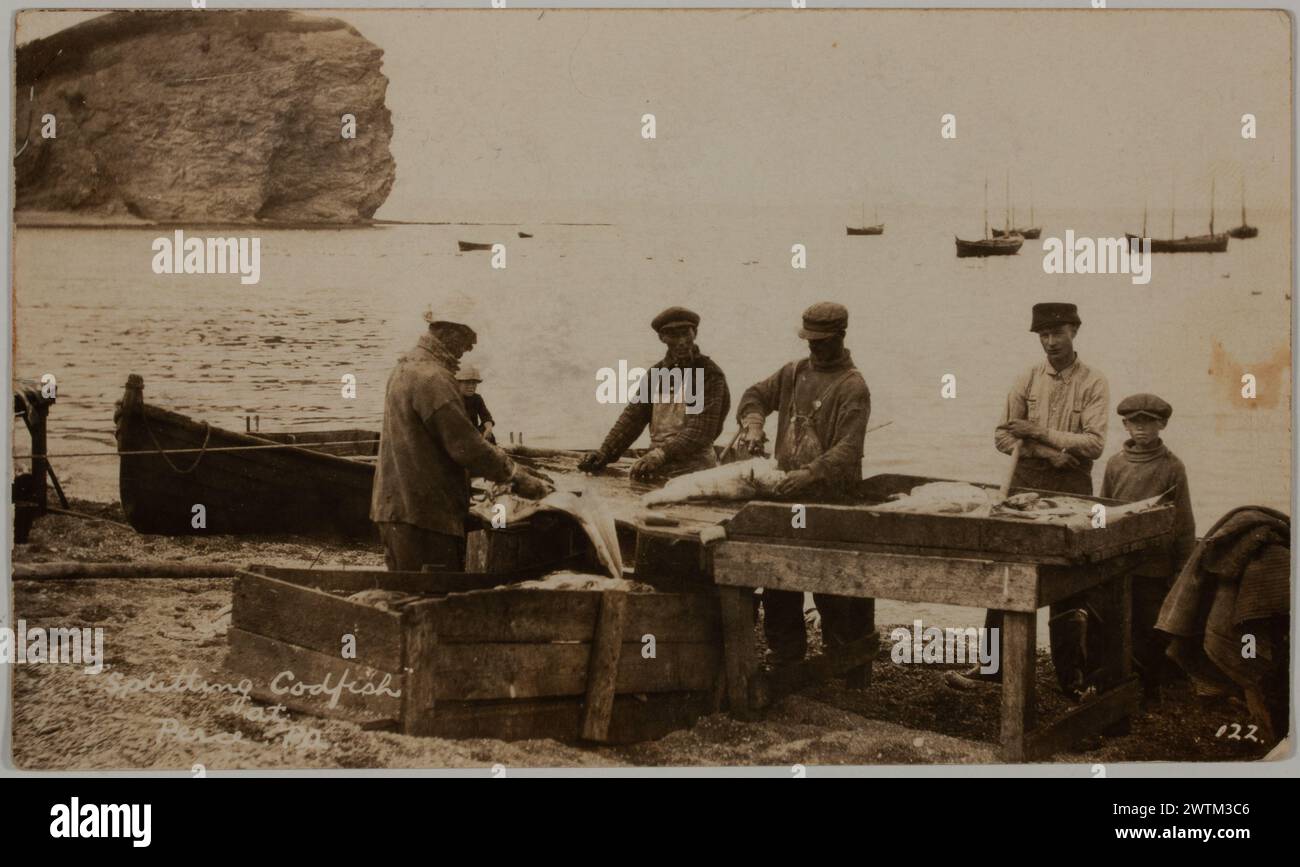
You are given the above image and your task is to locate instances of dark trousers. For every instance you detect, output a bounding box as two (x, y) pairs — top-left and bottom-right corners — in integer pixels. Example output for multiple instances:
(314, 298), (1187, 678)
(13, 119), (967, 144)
(1131, 572), (1175, 696)
(984, 459), (1097, 695)
(763, 589), (874, 664)
(378, 522), (464, 572)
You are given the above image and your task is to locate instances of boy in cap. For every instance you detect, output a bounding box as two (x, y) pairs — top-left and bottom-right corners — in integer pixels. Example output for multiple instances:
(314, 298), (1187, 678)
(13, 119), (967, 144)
(736, 302), (874, 676)
(456, 364), (496, 443)
(1101, 392), (1196, 700)
(579, 306), (731, 480)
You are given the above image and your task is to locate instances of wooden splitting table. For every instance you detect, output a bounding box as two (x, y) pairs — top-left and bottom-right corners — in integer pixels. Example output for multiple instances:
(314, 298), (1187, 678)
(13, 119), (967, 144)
(710, 481), (1176, 763)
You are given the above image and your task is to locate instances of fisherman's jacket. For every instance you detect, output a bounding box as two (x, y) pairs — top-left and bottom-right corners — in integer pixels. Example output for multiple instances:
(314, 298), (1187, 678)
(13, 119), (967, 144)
(371, 332), (515, 537)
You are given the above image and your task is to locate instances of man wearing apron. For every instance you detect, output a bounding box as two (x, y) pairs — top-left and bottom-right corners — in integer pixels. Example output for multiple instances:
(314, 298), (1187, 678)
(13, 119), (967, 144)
(946, 302), (1110, 699)
(736, 302), (874, 678)
(579, 307), (730, 480)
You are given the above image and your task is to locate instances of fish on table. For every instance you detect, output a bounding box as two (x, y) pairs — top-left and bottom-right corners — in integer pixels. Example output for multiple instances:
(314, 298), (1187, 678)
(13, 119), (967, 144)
(641, 458), (788, 507)
(469, 484), (624, 579)
(870, 482), (1167, 525)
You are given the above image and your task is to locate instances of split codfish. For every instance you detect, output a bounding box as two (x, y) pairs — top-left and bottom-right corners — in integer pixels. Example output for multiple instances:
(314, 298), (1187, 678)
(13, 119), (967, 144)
(870, 482), (994, 515)
(641, 458), (788, 507)
(507, 572), (655, 593)
(470, 486), (624, 580)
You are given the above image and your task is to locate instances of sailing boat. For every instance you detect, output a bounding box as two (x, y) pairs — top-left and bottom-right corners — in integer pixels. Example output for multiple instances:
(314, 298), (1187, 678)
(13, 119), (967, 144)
(1227, 178), (1259, 239)
(846, 191), (884, 235)
(956, 176), (1023, 257)
(992, 179), (1041, 239)
(1126, 177), (1229, 253)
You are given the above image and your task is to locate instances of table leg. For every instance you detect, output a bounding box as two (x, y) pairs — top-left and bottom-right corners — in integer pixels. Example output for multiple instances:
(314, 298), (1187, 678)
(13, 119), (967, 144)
(1102, 573), (1134, 735)
(718, 586), (758, 720)
(845, 598), (875, 690)
(1000, 609), (1037, 762)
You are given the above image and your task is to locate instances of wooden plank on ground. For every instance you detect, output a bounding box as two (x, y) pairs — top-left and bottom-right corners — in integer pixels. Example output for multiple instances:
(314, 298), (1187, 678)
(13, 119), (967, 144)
(999, 611), (1037, 762)
(232, 570), (403, 672)
(225, 627), (402, 725)
(251, 564), (530, 595)
(714, 541), (1041, 612)
(581, 591), (629, 742)
(429, 641), (719, 700)
(424, 589), (719, 643)
(1024, 678), (1141, 761)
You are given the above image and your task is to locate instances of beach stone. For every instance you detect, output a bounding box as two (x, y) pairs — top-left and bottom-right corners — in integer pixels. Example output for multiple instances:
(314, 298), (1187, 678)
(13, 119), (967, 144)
(15, 10), (394, 223)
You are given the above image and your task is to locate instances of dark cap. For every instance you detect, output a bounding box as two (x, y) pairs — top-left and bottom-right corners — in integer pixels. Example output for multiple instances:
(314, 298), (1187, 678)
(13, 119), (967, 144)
(1030, 302), (1081, 333)
(651, 306), (700, 333)
(798, 302), (849, 340)
(1117, 393), (1172, 421)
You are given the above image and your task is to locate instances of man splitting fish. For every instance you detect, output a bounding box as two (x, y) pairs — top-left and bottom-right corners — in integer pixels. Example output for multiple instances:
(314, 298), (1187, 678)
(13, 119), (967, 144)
(371, 311), (552, 572)
(579, 307), (731, 481)
(735, 302), (874, 677)
(947, 302), (1110, 699)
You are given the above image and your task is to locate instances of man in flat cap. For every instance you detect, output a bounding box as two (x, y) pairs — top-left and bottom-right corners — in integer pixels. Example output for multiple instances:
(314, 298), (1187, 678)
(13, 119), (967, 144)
(579, 307), (731, 480)
(1102, 393), (1195, 701)
(371, 315), (552, 571)
(948, 302), (1110, 697)
(736, 302), (874, 673)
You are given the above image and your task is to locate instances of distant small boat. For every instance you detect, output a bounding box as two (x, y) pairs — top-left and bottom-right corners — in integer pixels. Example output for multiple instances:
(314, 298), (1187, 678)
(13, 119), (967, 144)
(1227, 179), (1258, 239)
(847, 190), (884, 236)
(458, 241), (494, 252)
(1127, 178), (1228, 253)
(956, 175), (1023, 258)
(517, 231), (533, 238)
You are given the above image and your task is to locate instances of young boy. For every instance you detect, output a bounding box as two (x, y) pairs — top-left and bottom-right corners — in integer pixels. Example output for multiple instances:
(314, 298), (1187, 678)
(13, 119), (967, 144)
(456, 364), (496, 444)
(1100, 393), (1196, 701)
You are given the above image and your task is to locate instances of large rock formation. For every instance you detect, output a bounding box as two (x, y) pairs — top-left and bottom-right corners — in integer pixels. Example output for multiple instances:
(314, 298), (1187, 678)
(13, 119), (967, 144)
(15, 10), (395, 223)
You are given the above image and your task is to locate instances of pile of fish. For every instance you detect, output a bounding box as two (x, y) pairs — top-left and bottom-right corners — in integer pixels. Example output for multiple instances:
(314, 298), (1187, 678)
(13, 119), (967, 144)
(642, 458), (787, 507)
(470, 485), (624, 579)
(507, 572), (655, 592)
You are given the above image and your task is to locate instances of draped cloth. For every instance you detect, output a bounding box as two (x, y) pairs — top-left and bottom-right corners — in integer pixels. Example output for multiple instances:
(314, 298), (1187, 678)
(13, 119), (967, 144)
(1156, 505), (1290, 691)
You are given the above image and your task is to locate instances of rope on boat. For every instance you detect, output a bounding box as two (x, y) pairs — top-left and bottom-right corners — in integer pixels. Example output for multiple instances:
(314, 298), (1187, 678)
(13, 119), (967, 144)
(11, 439), (383, 461)
(144, 411), (212, 474)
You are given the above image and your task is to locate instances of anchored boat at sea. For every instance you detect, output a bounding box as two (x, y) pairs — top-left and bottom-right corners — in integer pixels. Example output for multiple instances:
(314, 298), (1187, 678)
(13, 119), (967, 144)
(956, 175), (1023, 258)
(1126, 178), (1229, 253)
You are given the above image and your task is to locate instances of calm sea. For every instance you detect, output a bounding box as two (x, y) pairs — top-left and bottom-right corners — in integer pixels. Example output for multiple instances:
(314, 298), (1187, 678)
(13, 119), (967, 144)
(12, 211), (1292, 636)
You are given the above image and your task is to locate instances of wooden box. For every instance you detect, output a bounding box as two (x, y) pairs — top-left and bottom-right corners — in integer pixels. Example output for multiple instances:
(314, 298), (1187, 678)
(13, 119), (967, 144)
(226, 565), (724, 743)
(725, 473), (1175, 564)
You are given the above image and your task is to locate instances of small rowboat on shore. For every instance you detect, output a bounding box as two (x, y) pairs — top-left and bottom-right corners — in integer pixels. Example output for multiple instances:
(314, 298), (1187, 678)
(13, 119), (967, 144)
(114, 375), (379, 538)
(457, 241), (494, 252)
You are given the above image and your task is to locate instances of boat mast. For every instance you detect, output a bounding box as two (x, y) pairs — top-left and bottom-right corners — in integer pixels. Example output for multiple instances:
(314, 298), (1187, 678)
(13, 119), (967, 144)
(1170, 177), (1176, 239)
(1005, 171), (1011, 234)
(1029, 180), (1035, 226)
(1142, 200), (1147, 237)
(1210, 176), (1216, 236)
(983, 177), (989, 239)
(1240, 177), (1247, 226)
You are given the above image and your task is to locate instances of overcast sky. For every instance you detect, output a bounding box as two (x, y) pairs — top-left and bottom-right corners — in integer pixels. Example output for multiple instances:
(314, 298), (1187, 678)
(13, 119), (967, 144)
(18, 9), (1292, 222)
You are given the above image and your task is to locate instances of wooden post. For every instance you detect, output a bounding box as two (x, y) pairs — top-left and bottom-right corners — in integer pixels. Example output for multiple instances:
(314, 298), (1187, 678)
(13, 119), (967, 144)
(1101, 573), (1134, 735)
(581, 591), (628, 742)
(999, 609), (1037, 762)
(718, 586), (758, 720)
(400, 604), (438, 736)
(29, 398), (49, 512)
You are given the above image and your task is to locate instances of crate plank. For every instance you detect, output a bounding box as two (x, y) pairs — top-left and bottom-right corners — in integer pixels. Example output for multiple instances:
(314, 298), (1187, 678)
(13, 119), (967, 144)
(424, 692), (714, 744)
(430, 641), (719, 700)
(233, 570), (403, 672)
(1023, 678), (1140, 761)
(424, 589), (719, 643)
(249, 564), (542, 595)
(581, 592), (629, 742)
(713, 541), (1041, 612)
(226, 627), (402, 724)
(718, 586), (758, 719)
(400, 605), (438, 736)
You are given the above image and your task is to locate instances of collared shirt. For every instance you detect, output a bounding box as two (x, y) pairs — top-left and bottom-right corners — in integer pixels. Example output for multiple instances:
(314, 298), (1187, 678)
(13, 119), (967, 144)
(598, 349), (730, 467)
(370, 333), (515, 537)
(995, 354), (1109, 465)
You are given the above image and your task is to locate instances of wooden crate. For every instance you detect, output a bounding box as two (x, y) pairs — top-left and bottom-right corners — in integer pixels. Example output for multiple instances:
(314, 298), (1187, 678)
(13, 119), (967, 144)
(726, 472), (1175, 564)
(226, 565), (724, 743)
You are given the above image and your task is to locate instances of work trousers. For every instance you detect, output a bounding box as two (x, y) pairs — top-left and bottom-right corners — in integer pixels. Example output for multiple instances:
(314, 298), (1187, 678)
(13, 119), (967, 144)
(984, 460), (1098, 695)
(378, 522), (465, 572)
(763, 589), (874, 667)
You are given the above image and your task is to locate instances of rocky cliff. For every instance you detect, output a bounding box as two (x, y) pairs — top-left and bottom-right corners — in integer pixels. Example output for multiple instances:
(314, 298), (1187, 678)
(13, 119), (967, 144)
(15, 10), (395, 224)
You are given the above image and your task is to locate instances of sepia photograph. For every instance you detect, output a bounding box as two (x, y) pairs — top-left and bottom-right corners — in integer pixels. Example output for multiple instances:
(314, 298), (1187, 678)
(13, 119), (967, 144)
(3, 3), (1294, 788)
